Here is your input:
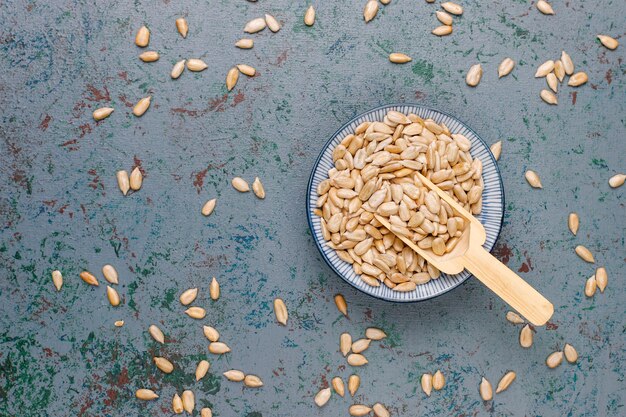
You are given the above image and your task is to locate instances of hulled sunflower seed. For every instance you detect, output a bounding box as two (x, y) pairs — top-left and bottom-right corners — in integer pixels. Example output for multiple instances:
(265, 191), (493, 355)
(237, 64), (256, 77)
(93, 107), (114, 121)
(561, 51), (574, 75)
(80, 271), (99, 286)
(595, 267), (607, 292)
(185, 307), (206, 319)
(154, 357), (174, 373)
(546, 351), (563, 368)
(340, 332), (352, 356)
(236, 38), (254, 49)
(107, 286), (120, 306)
(226, 67), (239, 91)
(52, 270), (63, 291)
(180, 288), (198, 305)
(114, 320), (124, 327)
(519, 324), (533, 348)
(201, 408), (212, 417)
(314, 387), (331, 407)
(381, 0), (391, 4)
(373, 403), (390, 417)
(172, 393), (184, 414)
(135, 26), (150, 47)
(365, 327), (386, 340)
(584, 275), (597, 297)
(432, 25), (453, 36)
(232, 177), (250, 192)
(364, 0), (379, 22)
(575, 245), (594, 263)
(203, 325), (220, 342)
(274, 298), (288, 325)
(244, 17), (266, 33)
(436, 11), (453, 26)
(498, 58), (515, 78)
(133, 96), (151, 116)
(252, 177), (265, 198)
(244, 374), (264, 387)
(223, 369), (245, 381)
(506, 311), (525, 324)
(540, 89), (557, 105)
(525, 170), (543, 188)
(136, 388), (158, 400)
(129, 167), (143, 191)
(209, 342), (231, 354)
(564, 343), (578, 363)
(490, 141), (502, 160)
(351, 338), (371, 354)
(441, 2), (463, 15)
(265, 14), (281, 32)
(149, 324), (165, 343)
(176, 18), (188, 38)
(554, 60), (565, 82)
(466, 64), (483, 87)
(171, 60), (186, 79)
(609, 174), (625, 188)
(304, 6), (316, 26)
(479, 377), (493, 401)
(348, 375), (360, 396)
(334, 294), (348, 316)
(210, 277), (220, 300)
(568, 213), (579, 235)
(568, 72), (588, 87)
(347, 353), (368, 366)
(187, 59), (208, 72)
(495, 371), (516, 393)
(202, 199), (216, 216)
(139, 51), (159, 62)
(597, 35), (619, 50)
(349, 405), (372, 416)
(196, 360), (210, 381)
(546, 73), (558, 93)
(182, 390), (194, 413)
(536, 0), (554, 15)
(102, 264), (118, 284)
(389, 53), (412, 63)
(432, 370), (445, 390)
(535, 60), (555, 77)
(421, 373), (433, 396)
(332, 377), (345, 397)
(117, 170), (130, 195)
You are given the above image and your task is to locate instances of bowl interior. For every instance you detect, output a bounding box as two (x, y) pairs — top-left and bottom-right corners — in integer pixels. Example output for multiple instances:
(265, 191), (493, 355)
(306, 104), (505, 302)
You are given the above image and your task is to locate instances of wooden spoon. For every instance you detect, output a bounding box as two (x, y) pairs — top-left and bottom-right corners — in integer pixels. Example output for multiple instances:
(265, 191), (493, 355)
(375, 172), (553, 326)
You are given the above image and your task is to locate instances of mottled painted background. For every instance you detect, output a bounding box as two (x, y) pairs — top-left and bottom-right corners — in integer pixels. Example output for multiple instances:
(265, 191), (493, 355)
(0, 0), (624, 416)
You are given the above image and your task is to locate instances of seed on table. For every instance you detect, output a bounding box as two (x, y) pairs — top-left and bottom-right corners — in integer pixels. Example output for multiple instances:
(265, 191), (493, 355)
(498, 58), (515, 78)
(595, 267), (607, 292)
(365, 327), (387, 340)
(237, 64), (256, 77)
(154, 357), (174, 373)
(100, 265), (118, 285)
(351, 338), (371, 354)
(187, 59), (208, 72)
(107, 286), (120, 306)
(244, 374), (264, 387)
(347, 353), (368, 366)
(432, 25), (453, 36)
(93, 107), (114, 121)
(114, 320), (124, 327)
(274, 298), (288, 325)
(179, 288), (198, 305)
(525, 170), (543, 188)
(176, 18), (188, 38)
(185, 307), (206, 319)
(195, 360), (210, 381)
(149, 324), (165, 343)
(135, 26), (150, 47)
(563, 343), (578, 363)
(389, 53), (412, 63)
(597, 35), (619, 50)
(244, 17), (266, 33)
(540, 89), (557, 105)
(252, 177), (265, 198)
(381, 0), (391, 4)
(536, 0), (554, 15)
(348, 375), (360, 396)
(436, 10), (453, 26)
(535, 60), (555, 77)
(466, 64), (483, 87)
(584, 275), (597, 297)
(332, 377), (345, 397)
(203, 326), (220, 342)
(575, 245), (594, 263)
(568, 72), (588, 87)
(201, 408), (212, 417)
(490, 141), (502, 161)
(495, 371), (516, 393)
(223, 369), (245, 381)
(568, 213), (579, 235)
(182, 390), (194, 413)
(136, 388), (158, 400)
(432, 370), (445, 390)
(349, 405), (372, 416)
(117, 170), (130, 195)
(232, 177), (250, 192)
(226, 67), (239, 91)
(171, 60), (186, 79)
(139, 51), (159, 62)
(80, 271), (99, 286)
(519, 324), (533, 348)
(609, 174), (625, 188)
(314, 387), (331, 407)
(421, 373), (433, 396)
(209, 342), (231, 354)
(561, 51), (574, 74)
(52, 270), (63, 291)
(304, 6), (316, 26)
(441, 2), (463, 15)
(340, 332), (352, 356)
(201, 199), (216, 216)
(236, 38), (254, 49)
(210, 277), (220, 300)
(506, 311), (525, 324)
(546, 73), (558, 93)
(129, 167), (143, 191)
(479, 377), (493, 401)
(364, 0), (379, 22)
(373, 403), (390, 417)
(546, 351), (563, 368)
(264, 14), (281, 32)
(172, 393), (184, 414)
(334, 294), (348, 316)
(133, 96), (151, 117)
(554, 60), (565, 82)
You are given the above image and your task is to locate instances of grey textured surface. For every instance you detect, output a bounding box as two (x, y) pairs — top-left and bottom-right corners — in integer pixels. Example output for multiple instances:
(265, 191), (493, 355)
(0, 1), (624, 416)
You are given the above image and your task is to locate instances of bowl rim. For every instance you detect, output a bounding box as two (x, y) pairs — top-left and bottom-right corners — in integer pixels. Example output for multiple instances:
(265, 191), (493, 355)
(306, 103), (506, 303)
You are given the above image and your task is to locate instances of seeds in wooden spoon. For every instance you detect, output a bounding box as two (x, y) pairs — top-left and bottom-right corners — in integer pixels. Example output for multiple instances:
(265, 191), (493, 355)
(389, 53), (412, 63)
(535, 60), (555, 77)
(347, 353), (368, 366)
(179, 288), (198, 305)
(479, 377), (493, 401)
(129, 167), (142, 191)
(348, 375), (360, 396)
(432, 25), (453, 36)
(172, 393), (184, 413)
(202, 199), (216, 216)
(334, 294), (348, 316)
(139, 51), (159, 62)
(154, 357), (174, 373)
(93, 107), (114, 121)
(546, 73), (558, 93)
(203, 325), (220, 342)
(609, 174), (625, 188)
(436, 11), (453, 26)
(554, 60), (565, 82)
(506, 311), (525, 324)
(223, 369), (245, 381)
(52, 270), (63, 291)
(340, 332), (352, 356)
(252, 177), (265, 198)
(525, 170), (543, 188)
(498, 58), (515, 78)
(107, 286), (120, 306)
(349, 405), (372, 416)
(171, 60), (186, 79)
(133, 96), (151, 116)
(364, 0), (379, 22)
(232, 177), (250, 192)
(432, 370), (445, 390)
(274, 298), (288, 325)
(187, 59), (208, 72)
(568, 72), (588, 87)
(244, 17), (266, 33)
(195, 360), (210, 381)
(210, 277), (220, 300)
(365, 327), (386, 340)
(595, 267), (607, 292)
(490, 141), (502, 160)
(351, 338), (371, 354)
(149, 324), (165, 343)
(568, 213), (579, 235)
(136, 389), (158, 400)
(244, 374), (264, 387)
(536, 0), (554, 15)
(540, 89), (557, 105)
(441, 2), (463, 15)
(304, 6), (316, 26)
(80, 271), (99, 286)
(185, 306), (206, 319)
(135, 26), (150, 47)
(563, 343), (578, 363)
(265, 14), (281, 32)
(102, 265), (119, 284)
(117, 170), (130, 195)
(495, 371), (516, 393)
(314, 387), (331, 407)
(421, 373), (433, 396)
(597, 35), (619, 50)
(176, 18), (188, 38)
(519, 324), (533, 348)
(236, 38), (254, 49)
(584, 275), (597, 297)
(575, 245), (594, 263)
(182, 390), (194, 413)
(226, 67), (239, 91)
(201, 408), (212, 417)
(466, 64), (483, 87)
(546, 351), (563, 368)
(209, 342), (231, 354)
(332, 377), (345, 397)
(373, 403), (390, 417)
(237, 64), (256, 77)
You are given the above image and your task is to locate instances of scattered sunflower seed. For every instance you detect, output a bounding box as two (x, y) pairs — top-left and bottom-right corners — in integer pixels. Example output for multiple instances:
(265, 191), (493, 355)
(195, 360), (210, 381)
(540, 89), (557, 105)
(432, 370), (445, 390)
(365, 327), (386, 340)
(506, 311), (525, 324)
(421, 373), (433, 396)
(116, 170), (130, 195)
(274, 298), (288, 325)
(180, 288), (198, 305)
(564, 344), (578, 363)
(498, 58), (515, 78)
(107, 286), (120, 306)
(102, 265), (119, 284)
(135, 26), (150, 47)
(536, 0), (554, 15)
(585, 275), (597, 297)
(389, 53), (412, 63)
(561, 51), (574, 75)
(203, 325), (220, 342)
(136, 388), (158, 400)
(202, 199), (217, 216)
(351, 338), (371, 354)
(232, 177), (250, 192)
(236, 38), (254, 49)
(149, 324), (165, 343)
(441, 2), (463, 15)
(265, 14), (281, 32)
(237, 64), (256, 77)
(93, 107), (114, 121)
(132, 96), (151, 117)
(479, 377), (493, 401)
(139, 51), (159, 62)
(210, 277), (220, 300)
(172, 393), (184, 414)
(432, 25), (453, 36)
(364, 0), (379, 22)
(304, 6), (316, 26)
(226, 67), (239, 91)
(129, 167), (143, 191)
(52, 270), (63, 291)
(490, 141), (502, 160)
(609, 174), (625, 188)
(340, 332), (352, 356)
(568, 72), (588, 87)
(568, 213), (579, 235)
(495, 371), (516, 393)
(535, 60), (555, 77)
(546, 73), (558, 93)
(176, 18), (188, 38)
(436, 11), (453, 26)
(348, 375), (360, 396)
(154, 357), (174, 373)
(114, 320), (124, 327)
(519, 324), (533, 348)
(185, 307), (206, 319)
(373, 403), (390, 417)
(244, 374), (264, 388)
(575, 245), (595, 263)
(466, 64), (483, 87)
(595, 267), (607, 292)
(525, 170), (543, 188)
(223, 370), (245, 382)
(546, 351), (563, 368)
(171, 60), (186, 79)
(347, 353), (368, 366)
(201, 408), (212, 417)
(187, 59), (208, 72)
(349, 405), (372, 416)
(597, 35), (619, 50)
(80, 271), (99, 286)
(209, 342), (231, 354)
(252, 177), (265, 198)
(332, 377), (345, 397)
(554, 60), (565, 82)
(182, 390), (195, 413)
(244, 17), (266, 33)
(314, 387), (331, 407)
(334, 294), (348, 316)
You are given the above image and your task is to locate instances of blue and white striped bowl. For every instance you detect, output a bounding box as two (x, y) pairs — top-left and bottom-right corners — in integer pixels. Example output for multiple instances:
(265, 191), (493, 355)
(306, 104), (505, 302)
